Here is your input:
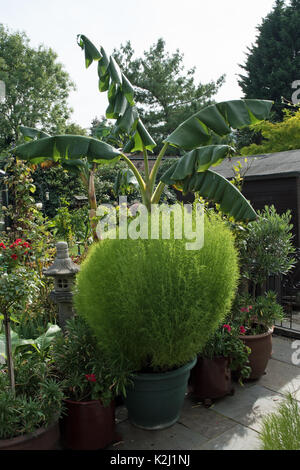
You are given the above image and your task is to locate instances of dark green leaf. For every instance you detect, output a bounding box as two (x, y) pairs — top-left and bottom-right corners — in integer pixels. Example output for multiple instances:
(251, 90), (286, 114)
(19, 126), (51, 141)
(77, 34), (101, 68)
(12, 135), (121, 164)
(165, 99), (273, 150)
(160, 166), (257, 221)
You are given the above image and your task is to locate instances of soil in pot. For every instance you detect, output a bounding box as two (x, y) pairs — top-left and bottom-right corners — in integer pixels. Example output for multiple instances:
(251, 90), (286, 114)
(60, 399), (117, 450)
(189, 356), (234, 405)
(0, 420), (60, 450)
(240, 327), (273, 380)
(124, 357), (196, 430)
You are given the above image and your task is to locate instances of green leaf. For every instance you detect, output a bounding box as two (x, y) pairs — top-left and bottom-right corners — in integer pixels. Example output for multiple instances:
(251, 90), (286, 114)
(34, 323), (61, 350)
(167, 145), (233, 181)
(77, 34), (101, 68)
(12, 135), (121, 164)
(19, 126), (51, 141)
(161, 165), (257, 221)
(165, 99), (273, 150)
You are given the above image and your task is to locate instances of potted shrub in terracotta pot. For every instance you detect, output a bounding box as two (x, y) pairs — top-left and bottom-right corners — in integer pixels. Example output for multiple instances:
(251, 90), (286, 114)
(74, 213), (240, 430)
(190, 323), (251, 405)
(0, 353), (63, 450)
(50, 316), (130, 450)
(232, 291), (284, 380)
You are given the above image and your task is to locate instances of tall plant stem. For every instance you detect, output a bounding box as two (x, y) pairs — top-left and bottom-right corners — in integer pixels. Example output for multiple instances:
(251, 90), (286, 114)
(149, 142), (169, 194)
(4, 312), (15, 395)
(88, 164), (99, 241)
(121, 153), (147, 204)
(151, 181), (166, 204)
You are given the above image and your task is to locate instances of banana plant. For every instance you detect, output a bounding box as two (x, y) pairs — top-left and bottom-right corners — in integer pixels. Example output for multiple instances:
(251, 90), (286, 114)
(12, 34), (274, 240)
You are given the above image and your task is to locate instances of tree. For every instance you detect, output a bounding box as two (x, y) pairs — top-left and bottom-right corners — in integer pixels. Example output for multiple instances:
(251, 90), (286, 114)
(12, 34), (273, 242)
(240, 108), (300, 155)
(0, 25), (75, 150)
(112, 38), (225, 150)
(238, 0), (300, 120)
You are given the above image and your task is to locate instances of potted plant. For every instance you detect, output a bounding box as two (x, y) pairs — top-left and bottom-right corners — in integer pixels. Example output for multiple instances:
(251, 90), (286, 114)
(232, 291), (284, 379)
(50, 316), (130, 450)
(190, 323), (251, 405)
(0, 352), (63, 450)
(232, 206), (295, 379)
(74, 213), (240, 430)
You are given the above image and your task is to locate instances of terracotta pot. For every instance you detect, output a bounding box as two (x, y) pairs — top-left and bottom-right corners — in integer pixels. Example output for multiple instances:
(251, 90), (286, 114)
(239, 327), (273, 380)
(0, 420), (60, 450)
(60, 399), (117, 450)
(190, 356), (233, 403)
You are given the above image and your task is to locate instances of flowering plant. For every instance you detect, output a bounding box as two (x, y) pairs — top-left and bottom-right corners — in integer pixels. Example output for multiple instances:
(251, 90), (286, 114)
(50, 316), (131, 405)
(0, 238), (32, 273)
(231, 291), (285, 335)
(201, 323), (251, 382)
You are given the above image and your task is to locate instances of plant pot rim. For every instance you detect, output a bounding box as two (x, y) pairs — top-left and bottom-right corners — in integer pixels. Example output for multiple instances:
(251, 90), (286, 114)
(0, 419), (58, 447)
(63, 398), (107, 406)
(133, 357), (197, 381)
(239, 326), (274, 341)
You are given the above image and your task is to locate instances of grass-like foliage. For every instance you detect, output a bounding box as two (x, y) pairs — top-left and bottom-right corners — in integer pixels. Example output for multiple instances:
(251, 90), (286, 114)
(259, 393), (300, 450)
(74, 213), (239, 372)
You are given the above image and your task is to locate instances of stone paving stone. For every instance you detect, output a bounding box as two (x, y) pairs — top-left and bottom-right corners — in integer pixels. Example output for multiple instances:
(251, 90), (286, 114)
(259, 358), (300, 395)
(178, 396), (236, 439)
(196, 424), (261, 450)
(271, 335), (297, 364)
(211, 382), (284, 432)
(109, 420), (208, 450)
(115, 405), (128, 424)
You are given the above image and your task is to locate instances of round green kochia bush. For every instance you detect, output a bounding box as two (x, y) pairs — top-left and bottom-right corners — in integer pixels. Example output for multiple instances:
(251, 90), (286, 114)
(74, 213), (239, 372)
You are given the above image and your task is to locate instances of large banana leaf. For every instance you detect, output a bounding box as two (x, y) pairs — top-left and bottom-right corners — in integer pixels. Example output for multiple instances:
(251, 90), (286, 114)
(166, 145), (234, 181)
(164, 99), (273, 151)
(77, 34), (156, 152)
(161, 163), (257, 221)
(20, 126), (51, 141)
(13, 135), (122, 165)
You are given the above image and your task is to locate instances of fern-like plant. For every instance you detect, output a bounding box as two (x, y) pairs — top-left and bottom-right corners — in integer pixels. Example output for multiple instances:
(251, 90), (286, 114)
(74, 213), (239, 372)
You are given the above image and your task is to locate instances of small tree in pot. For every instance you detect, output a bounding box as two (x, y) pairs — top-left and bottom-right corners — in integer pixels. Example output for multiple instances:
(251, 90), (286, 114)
(233, 206), (295, 379)
(74, 213), (239, 429)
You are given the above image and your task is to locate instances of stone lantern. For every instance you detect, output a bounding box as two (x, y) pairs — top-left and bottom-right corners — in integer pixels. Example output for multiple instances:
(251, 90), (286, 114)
(44, 241), (80, 331)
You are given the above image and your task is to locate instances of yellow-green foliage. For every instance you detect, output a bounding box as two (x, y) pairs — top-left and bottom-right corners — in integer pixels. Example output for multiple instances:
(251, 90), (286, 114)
(241, 109), (300, 156)
(74, 214), (239, 372)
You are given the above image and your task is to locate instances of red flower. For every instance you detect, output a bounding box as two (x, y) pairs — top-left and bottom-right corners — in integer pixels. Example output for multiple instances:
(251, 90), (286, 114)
(248, 305), (253, 310)
(240, 326), (246, 334)
(85, 373), (96, 383)
(10, 254), (18, 260)
(15, 239), (23, 244)
(222, 324), (231, 332)
(0, 243), (6, 250)
(240, 307), (246, 312)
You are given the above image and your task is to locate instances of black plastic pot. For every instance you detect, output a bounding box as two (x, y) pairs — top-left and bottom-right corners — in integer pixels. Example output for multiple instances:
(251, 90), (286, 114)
(124, 357), (196, 430)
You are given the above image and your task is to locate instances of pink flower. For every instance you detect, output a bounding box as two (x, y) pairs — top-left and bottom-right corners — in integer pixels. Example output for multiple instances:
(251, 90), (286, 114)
(240, 326), (246, 334)
(85, 373), (96, 383)
(240, 307), (246, 312)
(248, 305), (253, 310)
(223, 324), (231, 332)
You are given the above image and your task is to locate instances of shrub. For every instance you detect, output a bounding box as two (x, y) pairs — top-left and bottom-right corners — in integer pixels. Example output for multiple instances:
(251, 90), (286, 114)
(259, 393), (300, 450)
(74, 213), (239, 372)
(0, 354), (63, 439)
(50, 316), (131, 404)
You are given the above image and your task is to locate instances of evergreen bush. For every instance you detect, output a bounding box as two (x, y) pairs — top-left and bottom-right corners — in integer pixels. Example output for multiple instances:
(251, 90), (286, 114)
(74, 214), (239, 372)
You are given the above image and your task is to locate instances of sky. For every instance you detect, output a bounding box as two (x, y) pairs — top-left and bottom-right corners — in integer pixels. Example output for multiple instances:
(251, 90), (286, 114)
(1, 0), (276, 130)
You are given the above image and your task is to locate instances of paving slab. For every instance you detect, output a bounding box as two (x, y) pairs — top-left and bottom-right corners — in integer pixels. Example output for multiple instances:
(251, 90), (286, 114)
(110, 420), (208, 450)
(196, 424), (261, 450)
(271, 335), (298, 364)
(259, 358), (300, 396)
(211, 382), (284, 432)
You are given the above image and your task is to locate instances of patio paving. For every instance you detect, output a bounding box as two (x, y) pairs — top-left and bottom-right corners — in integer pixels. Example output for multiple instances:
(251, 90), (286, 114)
(109, 335), (300, 450)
